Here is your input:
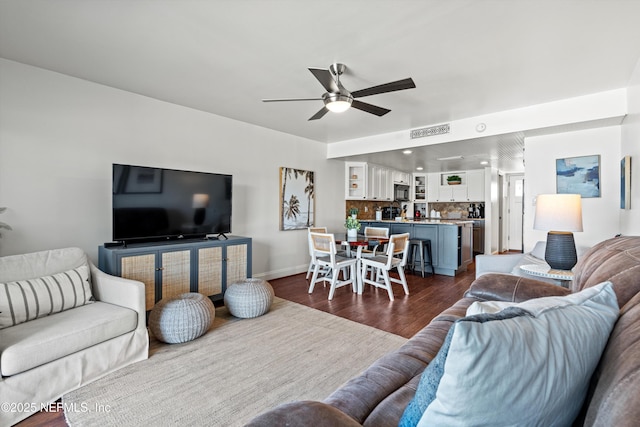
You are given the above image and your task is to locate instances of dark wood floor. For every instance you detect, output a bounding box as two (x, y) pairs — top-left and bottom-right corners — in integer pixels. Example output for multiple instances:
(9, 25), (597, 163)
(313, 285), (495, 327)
(275, 263), (478, 339)
(16, 262), (479, 426)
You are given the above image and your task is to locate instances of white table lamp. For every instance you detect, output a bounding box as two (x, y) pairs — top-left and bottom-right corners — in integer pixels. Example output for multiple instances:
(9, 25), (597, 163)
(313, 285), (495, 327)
(533, 194), (583, 270)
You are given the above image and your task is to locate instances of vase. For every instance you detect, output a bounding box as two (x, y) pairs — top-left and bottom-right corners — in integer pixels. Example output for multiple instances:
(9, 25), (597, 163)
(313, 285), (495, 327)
(347, 228), (357, 238)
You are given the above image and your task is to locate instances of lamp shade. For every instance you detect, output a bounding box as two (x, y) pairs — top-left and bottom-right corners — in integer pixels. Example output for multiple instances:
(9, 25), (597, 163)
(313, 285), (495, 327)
(534, 194), (583, 232)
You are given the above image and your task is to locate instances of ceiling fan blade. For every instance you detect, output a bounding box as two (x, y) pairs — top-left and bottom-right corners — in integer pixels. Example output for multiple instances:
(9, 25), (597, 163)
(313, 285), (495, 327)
(308, 107), (329, 121)
(351, 100), (391, 117)
(351, 78), (416, 98)
(309, 67), (339, 93)
(262, 97), (322, 102)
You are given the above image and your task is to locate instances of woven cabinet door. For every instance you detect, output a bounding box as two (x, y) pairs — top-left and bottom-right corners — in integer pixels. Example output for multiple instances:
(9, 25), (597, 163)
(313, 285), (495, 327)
(161, 250), (191, 300)
(120, 253), (157, 310)
(226, 243), (248, 286)
(198, 246), (223, 298)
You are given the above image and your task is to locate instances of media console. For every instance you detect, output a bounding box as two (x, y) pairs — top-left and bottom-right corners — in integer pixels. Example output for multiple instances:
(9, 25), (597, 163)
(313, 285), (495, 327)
(99, 235), (252, 312)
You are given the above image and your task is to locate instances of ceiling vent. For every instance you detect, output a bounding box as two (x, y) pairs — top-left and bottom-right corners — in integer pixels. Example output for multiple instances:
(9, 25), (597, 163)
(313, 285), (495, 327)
(410, 124), (450, 139)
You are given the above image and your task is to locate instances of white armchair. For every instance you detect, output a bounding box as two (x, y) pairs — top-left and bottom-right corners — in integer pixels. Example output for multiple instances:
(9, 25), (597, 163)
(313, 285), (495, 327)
(0, 247), (149, 426)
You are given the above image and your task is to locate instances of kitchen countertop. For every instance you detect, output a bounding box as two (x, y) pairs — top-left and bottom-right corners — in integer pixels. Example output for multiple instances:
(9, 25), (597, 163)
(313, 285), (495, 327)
(363, 219), (474, 225)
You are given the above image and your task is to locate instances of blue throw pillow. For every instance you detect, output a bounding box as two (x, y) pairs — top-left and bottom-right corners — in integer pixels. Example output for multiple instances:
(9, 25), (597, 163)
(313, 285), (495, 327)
(398, 307), (530, 427)
(398, 324), (454, 427)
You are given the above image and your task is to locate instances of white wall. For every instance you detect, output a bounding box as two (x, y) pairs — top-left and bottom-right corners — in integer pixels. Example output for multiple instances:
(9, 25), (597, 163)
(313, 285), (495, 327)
(328, 89), (627, 159)
(523, 127), (621, 252)
(620, 57), (640, 235)
(0, 59), (345, 279)
(485, 167), (500, 254)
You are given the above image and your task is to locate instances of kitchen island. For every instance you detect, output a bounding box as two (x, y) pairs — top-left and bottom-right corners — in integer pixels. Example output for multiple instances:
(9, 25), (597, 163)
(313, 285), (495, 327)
(359, 219), (473, 276)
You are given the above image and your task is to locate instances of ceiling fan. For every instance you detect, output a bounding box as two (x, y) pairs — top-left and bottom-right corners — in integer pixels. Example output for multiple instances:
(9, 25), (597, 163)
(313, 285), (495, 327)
(262, 63), (416, 121)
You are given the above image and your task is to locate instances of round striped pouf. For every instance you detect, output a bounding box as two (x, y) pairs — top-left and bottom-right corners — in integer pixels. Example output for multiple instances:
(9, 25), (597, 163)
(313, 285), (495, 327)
(224, 278), (274, 318)
(149, 293), (215, 344)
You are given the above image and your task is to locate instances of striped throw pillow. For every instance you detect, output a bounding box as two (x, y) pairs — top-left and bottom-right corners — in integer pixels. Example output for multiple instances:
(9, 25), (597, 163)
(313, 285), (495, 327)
(0, 265), (94, 329)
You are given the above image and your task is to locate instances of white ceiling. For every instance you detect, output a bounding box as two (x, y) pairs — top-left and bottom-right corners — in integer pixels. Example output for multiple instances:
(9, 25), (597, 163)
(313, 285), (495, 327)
(2, 0), (640, 173)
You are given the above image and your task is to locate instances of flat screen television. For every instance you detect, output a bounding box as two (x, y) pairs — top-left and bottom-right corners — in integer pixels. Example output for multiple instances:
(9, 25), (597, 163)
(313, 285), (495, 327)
(112, 164), (232, 242)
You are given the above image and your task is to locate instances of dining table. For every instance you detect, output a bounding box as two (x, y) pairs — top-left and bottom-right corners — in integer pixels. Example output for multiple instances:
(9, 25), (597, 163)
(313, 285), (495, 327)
(333, 233), (390, 294)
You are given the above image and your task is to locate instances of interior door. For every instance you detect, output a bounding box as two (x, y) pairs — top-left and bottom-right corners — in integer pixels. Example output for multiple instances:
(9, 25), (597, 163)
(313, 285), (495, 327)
(499, 174), (506, 252)
(507, 174), (524, 251)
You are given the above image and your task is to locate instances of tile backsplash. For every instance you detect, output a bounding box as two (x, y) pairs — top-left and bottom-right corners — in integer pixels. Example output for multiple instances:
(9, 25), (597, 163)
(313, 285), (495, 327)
(344, 200), (391, 220)
(430, 202), (481, 219)
(344, 201), (482, 219)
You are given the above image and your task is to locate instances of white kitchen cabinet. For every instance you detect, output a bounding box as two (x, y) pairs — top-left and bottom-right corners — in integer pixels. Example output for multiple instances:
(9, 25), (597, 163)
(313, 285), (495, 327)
(368, 165), (393, 201)
(438, 184), (469, 202)
(345, 162), (368, 199)
(427, 173), (440, 202)
(427, 170), (486, 202)
(466, 169), (485, 201)
(432, 171), (468, 202)
(382, 168), (393, 201)
(412, 173), (427, 201)
(393, 170), (411, 184)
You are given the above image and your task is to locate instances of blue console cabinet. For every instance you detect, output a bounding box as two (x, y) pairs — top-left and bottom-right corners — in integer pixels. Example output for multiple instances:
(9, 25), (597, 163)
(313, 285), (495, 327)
(99, 236), (251, 311)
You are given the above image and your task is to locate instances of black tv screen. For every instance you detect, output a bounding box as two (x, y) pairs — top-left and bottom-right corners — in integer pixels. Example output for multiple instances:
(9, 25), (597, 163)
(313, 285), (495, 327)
(112, 164), (232, 242)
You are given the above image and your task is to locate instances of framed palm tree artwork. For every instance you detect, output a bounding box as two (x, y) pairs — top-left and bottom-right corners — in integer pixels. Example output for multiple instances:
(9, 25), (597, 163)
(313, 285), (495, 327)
(279, 167), (315, 230)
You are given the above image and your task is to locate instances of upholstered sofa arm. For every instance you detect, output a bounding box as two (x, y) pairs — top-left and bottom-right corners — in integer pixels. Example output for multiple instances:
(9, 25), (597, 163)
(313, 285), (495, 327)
(246, 401), (362, 427)
(465, 273), (571, 303)
(90, 263), (147, 329)
(475, 253), (524, 278)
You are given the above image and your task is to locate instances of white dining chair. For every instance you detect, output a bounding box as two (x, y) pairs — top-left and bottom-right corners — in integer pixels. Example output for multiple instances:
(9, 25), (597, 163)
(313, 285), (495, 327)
(308, 232), (358, 300)
(358, 226), (390, 281)
(306, 226), (328, 279)
(361, 226), (389, 258)
(360, 233), (410, 301)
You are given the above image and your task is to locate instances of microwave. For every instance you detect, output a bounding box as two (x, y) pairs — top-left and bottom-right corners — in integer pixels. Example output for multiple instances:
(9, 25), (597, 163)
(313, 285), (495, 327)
(394, 184), (410, 201)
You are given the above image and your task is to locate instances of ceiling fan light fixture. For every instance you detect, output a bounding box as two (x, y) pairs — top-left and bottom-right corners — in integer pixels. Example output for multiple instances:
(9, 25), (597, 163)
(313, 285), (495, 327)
(265, 63), (415, 120)
(323, 93), (353, 113)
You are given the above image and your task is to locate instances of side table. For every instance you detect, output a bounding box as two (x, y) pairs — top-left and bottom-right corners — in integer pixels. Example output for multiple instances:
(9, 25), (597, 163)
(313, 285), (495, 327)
(519, 264), (574, 288)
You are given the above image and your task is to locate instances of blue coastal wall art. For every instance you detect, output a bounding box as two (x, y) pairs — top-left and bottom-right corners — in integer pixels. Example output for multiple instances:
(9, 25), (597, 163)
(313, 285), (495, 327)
(556, 155), (600, 198)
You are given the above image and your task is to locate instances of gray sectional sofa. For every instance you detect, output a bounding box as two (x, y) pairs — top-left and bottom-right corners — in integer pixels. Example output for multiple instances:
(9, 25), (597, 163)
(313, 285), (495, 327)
(248, 236), (640, 426)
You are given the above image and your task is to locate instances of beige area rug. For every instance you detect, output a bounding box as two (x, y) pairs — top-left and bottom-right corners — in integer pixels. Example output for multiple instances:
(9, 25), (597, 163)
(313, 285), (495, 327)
(63, 297), (407, 426)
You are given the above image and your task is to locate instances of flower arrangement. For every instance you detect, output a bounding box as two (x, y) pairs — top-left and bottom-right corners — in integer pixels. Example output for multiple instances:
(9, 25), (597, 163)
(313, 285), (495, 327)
(345, 216), (361, 230)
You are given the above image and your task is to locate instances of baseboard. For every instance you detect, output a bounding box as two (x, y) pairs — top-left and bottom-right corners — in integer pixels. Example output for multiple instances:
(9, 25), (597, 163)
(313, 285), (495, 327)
(253, 264), (307, 281)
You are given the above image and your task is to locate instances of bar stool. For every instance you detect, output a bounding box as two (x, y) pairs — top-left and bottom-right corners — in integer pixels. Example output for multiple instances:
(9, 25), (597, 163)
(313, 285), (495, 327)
(408, 239), (435, 277)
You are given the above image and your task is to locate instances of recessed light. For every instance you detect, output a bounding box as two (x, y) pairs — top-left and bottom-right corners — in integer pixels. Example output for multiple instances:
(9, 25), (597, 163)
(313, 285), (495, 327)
(416, 166), (424, 171)
(480, 161), (489, 165)
(403, 150), (412, 155)
(436, 155), (463, 161)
